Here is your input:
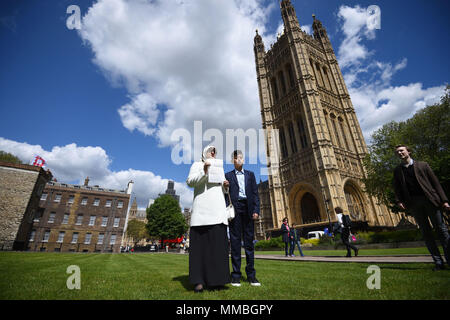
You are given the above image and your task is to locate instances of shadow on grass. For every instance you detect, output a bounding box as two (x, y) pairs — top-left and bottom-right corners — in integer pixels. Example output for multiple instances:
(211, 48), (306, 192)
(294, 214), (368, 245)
(172, 275), (231, 293)
(172, 275), (191, 291)
(378, 265), (427, 271)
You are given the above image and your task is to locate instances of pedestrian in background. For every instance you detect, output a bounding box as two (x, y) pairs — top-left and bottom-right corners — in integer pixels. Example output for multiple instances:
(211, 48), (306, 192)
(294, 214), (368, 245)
(291, 224), (305, 257)
(281, 217), (293, 257)
(334, 207), (359, 257)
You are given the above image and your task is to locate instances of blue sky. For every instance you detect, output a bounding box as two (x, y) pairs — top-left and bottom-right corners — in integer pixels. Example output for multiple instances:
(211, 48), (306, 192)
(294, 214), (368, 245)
(1, 0), (448, 209)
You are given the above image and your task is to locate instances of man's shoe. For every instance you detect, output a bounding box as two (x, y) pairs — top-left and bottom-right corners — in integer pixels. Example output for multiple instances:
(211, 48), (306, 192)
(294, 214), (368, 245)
(248, 277), (261, 286)
(194, 284), (204, 293)
(345, 255), (351, 258)
(291, 254), (295, 257)
(432, 264), (446, 271)
(231, 278), (241, 287)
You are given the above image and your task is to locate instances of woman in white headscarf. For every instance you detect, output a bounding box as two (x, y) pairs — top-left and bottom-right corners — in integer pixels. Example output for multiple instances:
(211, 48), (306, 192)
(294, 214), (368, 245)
(186, 145), (230, 292)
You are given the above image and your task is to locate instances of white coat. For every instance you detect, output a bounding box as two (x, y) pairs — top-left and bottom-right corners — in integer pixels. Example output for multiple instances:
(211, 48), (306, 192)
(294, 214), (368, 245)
(186, 146), (228, 227)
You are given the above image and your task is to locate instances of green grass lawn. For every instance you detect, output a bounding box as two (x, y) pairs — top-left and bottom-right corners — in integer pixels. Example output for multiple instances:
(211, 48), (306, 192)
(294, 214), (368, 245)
(0, 251), (449, 300)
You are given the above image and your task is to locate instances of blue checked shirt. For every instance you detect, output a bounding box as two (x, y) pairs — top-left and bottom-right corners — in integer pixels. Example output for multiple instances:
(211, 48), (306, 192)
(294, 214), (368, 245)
(235, 169), (247, 199)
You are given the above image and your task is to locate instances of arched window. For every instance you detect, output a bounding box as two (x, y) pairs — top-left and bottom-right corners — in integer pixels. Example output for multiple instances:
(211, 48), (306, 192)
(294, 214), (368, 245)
(288, 122), (297, 154)
(271, 77), (279, 101)
(330, 113), (342, 148)
(279, 127), (288, 158)
(278, 70), (287, 95)
(286, 64), (295, 88)
(297, 116), (308, 148)
(344, 184), (366, 220)
(338, 117), (350, 151)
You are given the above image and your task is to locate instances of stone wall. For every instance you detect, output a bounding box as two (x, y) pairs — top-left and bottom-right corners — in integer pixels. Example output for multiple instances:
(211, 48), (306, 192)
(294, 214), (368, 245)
(0, 162), (51, 250)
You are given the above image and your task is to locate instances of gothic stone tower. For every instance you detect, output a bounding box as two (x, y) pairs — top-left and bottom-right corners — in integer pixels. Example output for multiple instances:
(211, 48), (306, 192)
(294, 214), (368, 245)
(254, 0), (400, 231)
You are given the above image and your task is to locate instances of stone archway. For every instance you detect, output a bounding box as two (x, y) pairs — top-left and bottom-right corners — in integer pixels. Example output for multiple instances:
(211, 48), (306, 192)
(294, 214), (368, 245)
(288, 183), (324, 225)
(344, 182), (366, 221)
(300, 192), (321, 224)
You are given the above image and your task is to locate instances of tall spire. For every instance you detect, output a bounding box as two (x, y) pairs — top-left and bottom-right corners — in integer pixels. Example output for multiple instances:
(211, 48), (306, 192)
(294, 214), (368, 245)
(312, 14), (328, 40)
(254, 29), (265, 54)
(280, 0), (300, 32)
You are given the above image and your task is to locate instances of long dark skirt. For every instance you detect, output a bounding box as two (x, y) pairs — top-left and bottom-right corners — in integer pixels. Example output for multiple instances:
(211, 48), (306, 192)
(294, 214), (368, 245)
(189, 223), (231, 287)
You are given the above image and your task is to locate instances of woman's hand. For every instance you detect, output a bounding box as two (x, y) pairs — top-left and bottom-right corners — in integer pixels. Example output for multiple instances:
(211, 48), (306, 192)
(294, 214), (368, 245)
(203, 161), (211, 174)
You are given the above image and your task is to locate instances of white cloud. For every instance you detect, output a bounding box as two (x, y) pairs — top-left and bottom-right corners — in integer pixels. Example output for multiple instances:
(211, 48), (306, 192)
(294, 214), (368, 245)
(336, 5), (446, 142)
(118, 93), (159, 136)
(301, 24), (312, 35)
(0, 137), (193, 210)
(78, 0), (277, 160)
(336, 5), (375, 69)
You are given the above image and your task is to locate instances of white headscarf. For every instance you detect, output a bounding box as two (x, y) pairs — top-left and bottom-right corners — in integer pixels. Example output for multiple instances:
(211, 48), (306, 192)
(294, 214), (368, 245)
(201, 145), (216, 162)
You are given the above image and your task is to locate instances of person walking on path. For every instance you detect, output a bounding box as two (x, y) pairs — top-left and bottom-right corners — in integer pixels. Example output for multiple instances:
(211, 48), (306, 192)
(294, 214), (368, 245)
(393, 144), (450, 271)
(291, 224), (305, 257)
(334, 207), (359, 258)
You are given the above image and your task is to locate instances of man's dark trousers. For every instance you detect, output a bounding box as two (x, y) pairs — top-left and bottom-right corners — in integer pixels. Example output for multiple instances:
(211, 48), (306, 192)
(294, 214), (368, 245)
(409, 195), (449, 266)
(341, 227), (358, 257)
(229, 199), (255, 280)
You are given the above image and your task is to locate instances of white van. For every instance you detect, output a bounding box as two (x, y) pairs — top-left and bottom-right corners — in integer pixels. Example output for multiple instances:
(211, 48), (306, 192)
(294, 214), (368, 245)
(307, 231), (324, 240)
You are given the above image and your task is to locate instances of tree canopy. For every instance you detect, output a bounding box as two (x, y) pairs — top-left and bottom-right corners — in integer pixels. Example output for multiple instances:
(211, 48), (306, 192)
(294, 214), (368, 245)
(126, 219), (149, 245)
(0, 151), (22, 164)
(146, 194), (188, 243)
(362, 87), (449, 212)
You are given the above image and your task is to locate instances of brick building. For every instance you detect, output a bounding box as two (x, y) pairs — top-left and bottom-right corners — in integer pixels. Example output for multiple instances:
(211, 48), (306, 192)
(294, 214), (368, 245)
(0, 161), (53, 250)
(28, 177), (133, 253)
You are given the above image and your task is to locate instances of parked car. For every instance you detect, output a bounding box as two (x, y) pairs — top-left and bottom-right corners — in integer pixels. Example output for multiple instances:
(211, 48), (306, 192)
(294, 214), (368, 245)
(307, 231), (324, 240)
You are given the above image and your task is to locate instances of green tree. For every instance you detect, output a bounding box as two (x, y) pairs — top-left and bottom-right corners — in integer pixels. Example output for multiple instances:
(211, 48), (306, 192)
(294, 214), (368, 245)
(362, 87), (450, 211)
(146, 195), (188, 245)
(0, 150), (22, 164)
(126, 219), (149, 246)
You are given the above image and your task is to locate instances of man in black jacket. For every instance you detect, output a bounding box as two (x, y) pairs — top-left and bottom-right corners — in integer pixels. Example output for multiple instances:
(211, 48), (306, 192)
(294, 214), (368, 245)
(393, 145), (450, 270)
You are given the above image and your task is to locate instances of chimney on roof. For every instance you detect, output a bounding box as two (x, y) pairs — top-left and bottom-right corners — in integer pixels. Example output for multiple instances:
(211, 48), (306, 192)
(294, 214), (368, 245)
(84, 177), (89, 186)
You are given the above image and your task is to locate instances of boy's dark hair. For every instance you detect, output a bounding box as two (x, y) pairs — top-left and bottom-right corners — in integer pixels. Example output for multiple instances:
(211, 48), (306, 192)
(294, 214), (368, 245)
(395, 144), (412, 153)
(334, 207), (343, 213)
(231, 149), (243, 159)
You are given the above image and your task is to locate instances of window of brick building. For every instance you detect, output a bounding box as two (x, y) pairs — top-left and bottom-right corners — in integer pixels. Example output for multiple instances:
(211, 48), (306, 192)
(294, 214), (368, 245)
(71, 233), (79, 244)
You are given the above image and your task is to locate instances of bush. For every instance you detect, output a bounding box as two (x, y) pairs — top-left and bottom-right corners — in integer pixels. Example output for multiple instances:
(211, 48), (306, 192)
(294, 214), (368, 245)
(303, 238), (320, 246)
(317, 235), (336, 246)
(366, 229), (422, 243)
(254, 236), (284, 250)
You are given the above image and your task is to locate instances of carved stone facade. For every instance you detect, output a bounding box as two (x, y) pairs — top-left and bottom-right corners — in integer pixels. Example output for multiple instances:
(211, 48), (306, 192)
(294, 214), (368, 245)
(254, 1), (404, 233)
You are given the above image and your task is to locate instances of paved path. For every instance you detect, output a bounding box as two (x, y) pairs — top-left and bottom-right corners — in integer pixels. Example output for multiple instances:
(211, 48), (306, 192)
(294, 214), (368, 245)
(253, 254), (434, 264)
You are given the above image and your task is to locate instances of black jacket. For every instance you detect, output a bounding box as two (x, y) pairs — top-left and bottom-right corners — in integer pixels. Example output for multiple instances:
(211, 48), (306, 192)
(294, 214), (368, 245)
(393, 160), (448, 208)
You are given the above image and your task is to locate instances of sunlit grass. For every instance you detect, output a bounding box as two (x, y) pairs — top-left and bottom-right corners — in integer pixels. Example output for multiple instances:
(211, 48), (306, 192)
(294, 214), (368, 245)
(0, 252), (448, 300)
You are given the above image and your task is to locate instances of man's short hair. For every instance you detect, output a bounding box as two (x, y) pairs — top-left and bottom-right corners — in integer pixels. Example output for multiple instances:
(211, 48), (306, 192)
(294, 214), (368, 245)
(334, 207), (343, 213)
(395, 144), (412, 153)
(231, 149), (243, 160)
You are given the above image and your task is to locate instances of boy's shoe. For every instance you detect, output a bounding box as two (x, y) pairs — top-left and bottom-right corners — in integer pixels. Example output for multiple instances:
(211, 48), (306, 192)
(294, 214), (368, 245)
(248, 277), (261, 286)
(231, 278), (241, 287)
